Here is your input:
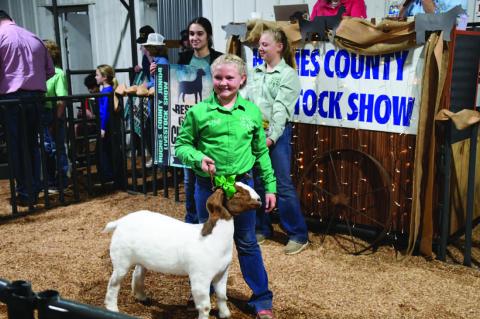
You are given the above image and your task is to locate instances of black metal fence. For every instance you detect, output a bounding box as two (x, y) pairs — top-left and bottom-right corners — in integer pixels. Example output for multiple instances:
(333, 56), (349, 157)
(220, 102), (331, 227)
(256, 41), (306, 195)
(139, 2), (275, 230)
(0, 90), (180, 214)
(437, 120), (479, 267)
(0, 278), (137, 319)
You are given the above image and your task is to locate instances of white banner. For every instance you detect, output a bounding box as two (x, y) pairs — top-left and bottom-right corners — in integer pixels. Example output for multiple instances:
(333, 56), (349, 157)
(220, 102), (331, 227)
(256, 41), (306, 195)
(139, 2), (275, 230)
(244, 42), (424, 135)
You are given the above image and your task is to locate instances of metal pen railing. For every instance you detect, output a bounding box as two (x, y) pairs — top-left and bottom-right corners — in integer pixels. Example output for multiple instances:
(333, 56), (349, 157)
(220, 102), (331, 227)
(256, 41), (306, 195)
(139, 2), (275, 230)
(0, 91), (181, 215)
(0, 278), (137, 319)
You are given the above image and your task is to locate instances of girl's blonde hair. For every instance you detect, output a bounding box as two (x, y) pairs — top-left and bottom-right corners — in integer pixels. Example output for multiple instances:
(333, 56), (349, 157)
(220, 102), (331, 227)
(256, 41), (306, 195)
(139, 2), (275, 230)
(96, 64), (118, 89)
(261, 28), (296, 69)
(210, 54), (247, 88)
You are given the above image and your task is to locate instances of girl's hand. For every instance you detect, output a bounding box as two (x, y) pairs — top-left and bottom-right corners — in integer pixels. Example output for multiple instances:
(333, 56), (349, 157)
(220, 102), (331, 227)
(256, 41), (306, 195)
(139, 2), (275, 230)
(266, 138), (274, 148)
(265, 193), (276, 212)
(149, 62), (157, 75)
(201, 156), (216, 174)
(56, 102), (65, 119)
(101, 129), (106, 138)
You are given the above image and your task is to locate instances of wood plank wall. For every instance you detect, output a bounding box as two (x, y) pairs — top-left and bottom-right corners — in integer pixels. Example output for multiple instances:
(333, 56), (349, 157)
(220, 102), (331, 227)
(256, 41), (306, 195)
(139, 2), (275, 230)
(291, 123), (416, 234)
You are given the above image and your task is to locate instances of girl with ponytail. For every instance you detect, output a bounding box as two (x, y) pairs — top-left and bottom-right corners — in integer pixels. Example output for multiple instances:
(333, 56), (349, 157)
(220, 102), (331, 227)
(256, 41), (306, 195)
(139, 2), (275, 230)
(245, 28), (309, 255)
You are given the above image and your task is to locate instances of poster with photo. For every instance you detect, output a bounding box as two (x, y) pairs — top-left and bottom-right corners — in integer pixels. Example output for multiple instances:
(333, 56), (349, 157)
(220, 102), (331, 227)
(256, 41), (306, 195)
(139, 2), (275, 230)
(167, 64), (213, 167)
(153, 64), (213, 167)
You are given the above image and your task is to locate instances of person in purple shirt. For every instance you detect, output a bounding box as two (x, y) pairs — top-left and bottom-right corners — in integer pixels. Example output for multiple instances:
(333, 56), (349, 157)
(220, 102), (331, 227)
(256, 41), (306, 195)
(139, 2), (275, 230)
(0, 10), (55, 206)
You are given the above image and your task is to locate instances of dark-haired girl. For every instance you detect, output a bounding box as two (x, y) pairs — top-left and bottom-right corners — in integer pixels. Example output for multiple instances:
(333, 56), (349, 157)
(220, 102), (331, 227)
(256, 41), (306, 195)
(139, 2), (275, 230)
(177, 17), (222, 224)
(177, 17), (222, 67)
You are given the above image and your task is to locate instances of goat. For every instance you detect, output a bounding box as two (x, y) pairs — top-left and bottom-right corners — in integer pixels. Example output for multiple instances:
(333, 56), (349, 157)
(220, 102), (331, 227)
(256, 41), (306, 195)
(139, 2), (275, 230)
(414, 5), (465, 44)
(291, 6), (345, 42)
(222, 23), (247, 41)
(178, 68), (207, 104)
(103, 181), (262, 319)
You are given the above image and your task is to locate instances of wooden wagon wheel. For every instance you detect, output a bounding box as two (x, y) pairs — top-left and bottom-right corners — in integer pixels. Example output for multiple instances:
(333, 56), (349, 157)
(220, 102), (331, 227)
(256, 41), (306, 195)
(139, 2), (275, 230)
(297, 149), (392, 255)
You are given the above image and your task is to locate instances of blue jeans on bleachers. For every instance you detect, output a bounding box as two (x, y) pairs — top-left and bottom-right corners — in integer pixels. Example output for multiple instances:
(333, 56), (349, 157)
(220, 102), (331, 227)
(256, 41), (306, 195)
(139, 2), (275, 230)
(195, 174), (273, 313)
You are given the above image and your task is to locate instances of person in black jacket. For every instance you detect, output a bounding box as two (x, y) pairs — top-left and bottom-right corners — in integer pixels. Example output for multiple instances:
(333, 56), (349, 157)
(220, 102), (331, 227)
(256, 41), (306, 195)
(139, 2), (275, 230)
(174, 17), (222, 225)
(149, 18), (222, 224)
(177, 17), (222, 67)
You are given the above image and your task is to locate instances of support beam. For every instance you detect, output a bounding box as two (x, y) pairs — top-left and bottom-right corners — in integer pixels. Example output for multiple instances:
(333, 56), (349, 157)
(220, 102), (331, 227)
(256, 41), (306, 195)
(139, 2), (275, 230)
(52, 0), (61, 54)
(118, 0), (137, 82)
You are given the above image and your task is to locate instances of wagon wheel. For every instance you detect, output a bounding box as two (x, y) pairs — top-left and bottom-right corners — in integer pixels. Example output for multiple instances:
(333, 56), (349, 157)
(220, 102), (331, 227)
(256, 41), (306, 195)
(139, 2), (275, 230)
(297, 149), (392, 255)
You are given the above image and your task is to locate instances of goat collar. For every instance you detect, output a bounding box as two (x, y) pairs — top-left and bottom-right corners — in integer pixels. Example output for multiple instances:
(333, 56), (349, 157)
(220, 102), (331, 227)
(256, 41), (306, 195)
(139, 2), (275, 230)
(214, 175), (236, 199)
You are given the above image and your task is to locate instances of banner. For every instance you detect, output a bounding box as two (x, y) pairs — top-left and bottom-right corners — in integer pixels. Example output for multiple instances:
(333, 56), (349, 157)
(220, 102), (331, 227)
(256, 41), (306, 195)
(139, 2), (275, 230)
(244, 43), (424, 135)
(153, 63), (169, 165)
(166, 64), (213, 167)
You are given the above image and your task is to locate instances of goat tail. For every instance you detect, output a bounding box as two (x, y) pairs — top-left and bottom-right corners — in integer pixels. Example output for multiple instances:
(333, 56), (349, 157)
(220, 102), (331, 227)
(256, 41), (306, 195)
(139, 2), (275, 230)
(102, 220), (119, 233)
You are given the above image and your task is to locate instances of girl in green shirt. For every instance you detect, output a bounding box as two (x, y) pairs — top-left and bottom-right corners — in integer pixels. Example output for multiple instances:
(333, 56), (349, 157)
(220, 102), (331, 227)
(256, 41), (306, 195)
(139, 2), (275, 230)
(175, 54), (276, 319)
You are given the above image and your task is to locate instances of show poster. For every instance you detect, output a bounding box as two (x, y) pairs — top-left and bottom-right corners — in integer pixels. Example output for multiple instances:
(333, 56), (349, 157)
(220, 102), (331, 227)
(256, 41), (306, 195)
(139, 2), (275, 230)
(154, 64), (213, 167)
(244, 43), (424, 135)
(153, 63), (169, 165)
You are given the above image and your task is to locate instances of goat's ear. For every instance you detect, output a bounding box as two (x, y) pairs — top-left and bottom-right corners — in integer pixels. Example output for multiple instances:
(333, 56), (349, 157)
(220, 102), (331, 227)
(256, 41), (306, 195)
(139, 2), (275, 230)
(226, 186), (257, 214)
(202, 189), (231, 236)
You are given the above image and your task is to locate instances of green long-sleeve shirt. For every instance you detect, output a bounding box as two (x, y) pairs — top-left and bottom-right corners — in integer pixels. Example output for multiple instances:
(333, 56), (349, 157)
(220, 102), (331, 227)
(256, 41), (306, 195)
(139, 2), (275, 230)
(244, 58), (301, 143)
(175, 93), (276, 194)
(45, 67), (68, 109)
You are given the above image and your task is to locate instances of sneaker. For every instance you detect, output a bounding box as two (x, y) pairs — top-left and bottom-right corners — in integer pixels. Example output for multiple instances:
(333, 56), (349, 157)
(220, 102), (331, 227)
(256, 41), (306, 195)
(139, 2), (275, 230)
(256, 233), (266, 245)
(10, 195), (38, 207)
(47, 187), (59, 195)
(257, 309), (275, 319)
(284, 240), (309, 255)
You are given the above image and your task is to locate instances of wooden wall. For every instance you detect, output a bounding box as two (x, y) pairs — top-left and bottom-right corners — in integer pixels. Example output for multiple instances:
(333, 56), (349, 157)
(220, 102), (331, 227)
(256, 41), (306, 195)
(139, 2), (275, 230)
(291, 124), (416, 234)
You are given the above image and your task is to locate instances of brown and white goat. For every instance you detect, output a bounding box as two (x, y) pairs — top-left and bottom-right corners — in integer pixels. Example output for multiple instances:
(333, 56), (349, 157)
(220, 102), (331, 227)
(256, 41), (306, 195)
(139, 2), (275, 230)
(103, 181), (261, 319)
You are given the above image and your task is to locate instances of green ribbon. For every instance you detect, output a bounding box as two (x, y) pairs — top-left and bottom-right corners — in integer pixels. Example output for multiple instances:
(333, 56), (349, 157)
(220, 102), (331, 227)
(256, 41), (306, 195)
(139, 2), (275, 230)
(214, 175), (237, 199)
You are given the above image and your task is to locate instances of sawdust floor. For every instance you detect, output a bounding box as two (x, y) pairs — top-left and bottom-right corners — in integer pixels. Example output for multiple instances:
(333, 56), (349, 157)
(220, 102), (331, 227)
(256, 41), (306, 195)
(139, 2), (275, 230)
(1, 183), (480, 319)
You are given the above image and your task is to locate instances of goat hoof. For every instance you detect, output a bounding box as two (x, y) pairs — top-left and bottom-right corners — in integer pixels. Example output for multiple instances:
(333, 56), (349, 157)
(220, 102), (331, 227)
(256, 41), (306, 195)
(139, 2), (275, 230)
(219, 309), (231, 318)
(137, 296), (152, 305)
(105, 305), (119, 312)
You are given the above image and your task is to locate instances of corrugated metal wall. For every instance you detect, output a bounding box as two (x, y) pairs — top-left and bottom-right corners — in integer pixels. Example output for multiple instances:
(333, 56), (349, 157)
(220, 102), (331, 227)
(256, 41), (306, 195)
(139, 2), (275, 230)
(0, 0), (158, 90)
(156, 0), (202, 62)
(0, 0), (39, 34)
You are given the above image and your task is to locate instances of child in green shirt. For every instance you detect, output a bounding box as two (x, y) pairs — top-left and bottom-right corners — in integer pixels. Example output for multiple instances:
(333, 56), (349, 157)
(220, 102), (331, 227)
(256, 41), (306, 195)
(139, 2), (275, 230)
(175, 54), (276, 319)
(43, 39), (69, 192)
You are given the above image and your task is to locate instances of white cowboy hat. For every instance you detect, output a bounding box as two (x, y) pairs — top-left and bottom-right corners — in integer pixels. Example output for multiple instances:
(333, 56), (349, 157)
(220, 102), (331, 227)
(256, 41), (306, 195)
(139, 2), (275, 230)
(141, 33), (165, 46)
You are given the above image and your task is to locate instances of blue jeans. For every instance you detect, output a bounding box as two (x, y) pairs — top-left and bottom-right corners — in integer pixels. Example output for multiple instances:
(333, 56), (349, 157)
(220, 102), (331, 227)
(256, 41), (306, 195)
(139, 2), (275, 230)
(0, 91), (43, 200)
(184, 167), (198, 223)
(43, 109), (69, 188)
(255, 124), (308, 244)
(195, 175), (273, 313)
